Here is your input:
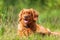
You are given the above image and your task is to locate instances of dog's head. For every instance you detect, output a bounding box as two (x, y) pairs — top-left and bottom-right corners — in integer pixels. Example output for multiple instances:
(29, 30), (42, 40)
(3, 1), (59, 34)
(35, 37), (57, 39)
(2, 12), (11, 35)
(18, 8), (38, 24)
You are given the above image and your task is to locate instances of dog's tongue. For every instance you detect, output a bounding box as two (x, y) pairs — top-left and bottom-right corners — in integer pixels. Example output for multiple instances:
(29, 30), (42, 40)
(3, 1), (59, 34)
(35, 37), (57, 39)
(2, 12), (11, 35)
(24, 20), (28, 23)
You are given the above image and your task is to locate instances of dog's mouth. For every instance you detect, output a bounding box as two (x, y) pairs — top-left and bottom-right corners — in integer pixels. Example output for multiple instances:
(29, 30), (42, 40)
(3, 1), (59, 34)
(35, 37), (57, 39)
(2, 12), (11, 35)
(24, 20), (28, 23)
(24, 19), (29, 23)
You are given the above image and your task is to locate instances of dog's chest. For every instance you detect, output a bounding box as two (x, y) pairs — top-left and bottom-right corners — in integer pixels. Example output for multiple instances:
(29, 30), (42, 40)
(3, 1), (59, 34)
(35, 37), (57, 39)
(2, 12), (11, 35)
(18, 23), (36, 36)
(22, 28), (33, 36)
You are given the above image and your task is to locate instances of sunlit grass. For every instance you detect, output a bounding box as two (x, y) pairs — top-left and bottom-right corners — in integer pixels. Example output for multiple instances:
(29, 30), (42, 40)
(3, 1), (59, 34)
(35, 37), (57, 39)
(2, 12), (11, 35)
(0, 9), (60, 40)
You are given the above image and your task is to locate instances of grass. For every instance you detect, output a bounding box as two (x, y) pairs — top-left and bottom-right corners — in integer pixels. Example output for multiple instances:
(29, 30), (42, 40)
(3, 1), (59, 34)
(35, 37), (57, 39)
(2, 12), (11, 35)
(0, 9), (60, 40)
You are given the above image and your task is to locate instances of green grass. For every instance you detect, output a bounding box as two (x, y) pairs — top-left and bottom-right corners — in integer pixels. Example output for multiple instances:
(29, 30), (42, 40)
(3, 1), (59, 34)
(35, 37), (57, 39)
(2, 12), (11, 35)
(0, 9), (60, 40)
(0, 0), (60, 40)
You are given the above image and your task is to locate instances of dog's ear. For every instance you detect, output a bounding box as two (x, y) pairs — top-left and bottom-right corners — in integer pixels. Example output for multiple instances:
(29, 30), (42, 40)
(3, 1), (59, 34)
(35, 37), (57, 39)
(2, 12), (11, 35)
(30, 9), (38, 21)
(18, 9), (24, 21)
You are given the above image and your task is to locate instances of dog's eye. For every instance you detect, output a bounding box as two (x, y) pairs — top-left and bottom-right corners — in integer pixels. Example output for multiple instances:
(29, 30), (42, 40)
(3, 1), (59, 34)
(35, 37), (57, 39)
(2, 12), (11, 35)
(28, 13), (30, 14)
(35, 15), (38, 17)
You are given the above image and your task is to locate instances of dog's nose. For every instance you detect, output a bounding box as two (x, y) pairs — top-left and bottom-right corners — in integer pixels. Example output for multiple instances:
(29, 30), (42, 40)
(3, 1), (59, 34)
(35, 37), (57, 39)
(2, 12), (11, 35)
(24, 16), (29, 18)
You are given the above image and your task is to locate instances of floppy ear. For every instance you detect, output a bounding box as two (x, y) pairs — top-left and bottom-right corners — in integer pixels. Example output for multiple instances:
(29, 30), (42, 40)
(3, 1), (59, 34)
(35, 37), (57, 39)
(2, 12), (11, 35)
(18, 10), (23, 21)
(30, 9), (38, 21)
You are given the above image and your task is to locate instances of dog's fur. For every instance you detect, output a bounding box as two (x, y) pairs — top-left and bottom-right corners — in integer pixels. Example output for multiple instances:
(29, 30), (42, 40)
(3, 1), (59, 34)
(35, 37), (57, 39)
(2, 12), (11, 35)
(17, 8), (60, 37)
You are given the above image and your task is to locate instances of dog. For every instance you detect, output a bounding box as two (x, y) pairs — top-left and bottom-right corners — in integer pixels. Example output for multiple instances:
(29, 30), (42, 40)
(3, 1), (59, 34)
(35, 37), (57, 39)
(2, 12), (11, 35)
(17, 8), (60, 37)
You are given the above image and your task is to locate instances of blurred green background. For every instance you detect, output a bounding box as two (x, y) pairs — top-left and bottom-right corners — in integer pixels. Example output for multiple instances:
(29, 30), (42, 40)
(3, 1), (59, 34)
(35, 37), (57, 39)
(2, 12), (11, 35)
(0, 0), (60, 40)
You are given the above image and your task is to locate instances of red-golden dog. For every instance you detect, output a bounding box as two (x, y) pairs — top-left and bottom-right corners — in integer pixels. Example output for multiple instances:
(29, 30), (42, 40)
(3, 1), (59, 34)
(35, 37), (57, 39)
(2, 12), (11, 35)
(17, 8), (60, 37)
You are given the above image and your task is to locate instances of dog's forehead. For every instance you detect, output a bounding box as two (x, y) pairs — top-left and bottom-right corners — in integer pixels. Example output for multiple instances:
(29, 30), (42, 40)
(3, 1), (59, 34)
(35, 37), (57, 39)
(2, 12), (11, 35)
(23, 9), (31, 12)
(23, 10), (32, 14)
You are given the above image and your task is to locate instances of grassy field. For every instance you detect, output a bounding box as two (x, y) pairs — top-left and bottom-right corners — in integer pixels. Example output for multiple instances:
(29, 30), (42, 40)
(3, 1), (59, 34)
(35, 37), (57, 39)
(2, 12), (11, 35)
(0, 0), (60, 40)
(0, 8), (60, 40)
